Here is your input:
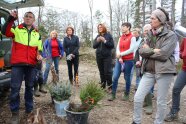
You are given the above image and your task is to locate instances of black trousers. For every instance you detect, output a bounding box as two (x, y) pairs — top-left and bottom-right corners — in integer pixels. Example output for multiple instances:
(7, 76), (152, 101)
(96, 56), (113, 87)
(67, 56), (79, 81)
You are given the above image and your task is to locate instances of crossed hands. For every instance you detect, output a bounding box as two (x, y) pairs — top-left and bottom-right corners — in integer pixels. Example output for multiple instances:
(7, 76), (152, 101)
(142, 43), (161, 53)
(96, 36), (106, 42)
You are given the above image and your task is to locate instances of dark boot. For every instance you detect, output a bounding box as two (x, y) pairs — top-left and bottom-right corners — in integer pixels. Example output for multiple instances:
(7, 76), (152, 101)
(144, 93), (153, 115)
(143, 95), (148, 107)
(39, 84), (47, 93)
(34, 86), (40, 97)
(132, 121), (140, 124)
(164, 111), (179, 122)
(11, 112), (19, 124)
(107, 79), (112, 93)
(70, 78), (73, 85)
(108, 92), (116, 101)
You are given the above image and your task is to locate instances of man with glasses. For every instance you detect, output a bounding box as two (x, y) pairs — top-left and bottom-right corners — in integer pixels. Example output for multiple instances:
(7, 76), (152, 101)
(2, 11), (42, 124)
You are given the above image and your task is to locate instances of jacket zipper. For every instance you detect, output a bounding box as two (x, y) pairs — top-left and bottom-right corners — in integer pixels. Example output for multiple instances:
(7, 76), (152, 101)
(27, 29), (31, 62)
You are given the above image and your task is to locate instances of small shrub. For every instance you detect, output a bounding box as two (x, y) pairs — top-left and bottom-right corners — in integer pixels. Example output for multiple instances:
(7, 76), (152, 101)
(69, 80), (105, 112)
(49, 81), (71, 101)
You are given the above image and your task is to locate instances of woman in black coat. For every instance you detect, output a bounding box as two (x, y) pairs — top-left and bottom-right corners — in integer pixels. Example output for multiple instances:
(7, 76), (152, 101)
(93, 24), (114, 91)
(63, 26), (80, 85)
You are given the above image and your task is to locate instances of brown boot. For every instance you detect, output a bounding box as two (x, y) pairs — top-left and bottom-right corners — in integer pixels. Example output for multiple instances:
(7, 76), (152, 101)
(11, 112), (19, 124)
(39, 84), (47, 93)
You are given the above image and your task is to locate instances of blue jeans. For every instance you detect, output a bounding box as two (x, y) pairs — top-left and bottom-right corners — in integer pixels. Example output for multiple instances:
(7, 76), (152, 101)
(112, 59), (134, 94)
(130, 66), (141, 89)
(171, 70), (186, 113)
(43, 57), (59, 83)
(10, 66), (35, 113)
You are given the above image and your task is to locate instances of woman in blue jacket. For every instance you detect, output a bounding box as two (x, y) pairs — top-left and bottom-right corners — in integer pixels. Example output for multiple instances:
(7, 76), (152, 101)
(43, 30), (64, 84)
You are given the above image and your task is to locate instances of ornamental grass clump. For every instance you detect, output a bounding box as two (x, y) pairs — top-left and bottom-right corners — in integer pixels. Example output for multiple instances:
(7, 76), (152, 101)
(49, 81), (71, 101)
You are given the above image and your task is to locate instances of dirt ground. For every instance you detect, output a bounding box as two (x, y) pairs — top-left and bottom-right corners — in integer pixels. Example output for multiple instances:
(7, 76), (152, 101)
(0, 48), (186, 124)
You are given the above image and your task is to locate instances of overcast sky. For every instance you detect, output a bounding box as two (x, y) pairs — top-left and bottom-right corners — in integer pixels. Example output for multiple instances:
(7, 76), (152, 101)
(44, 0), (182, 16)
(19, 0), (182, 24)
(44, 0), (108, 15)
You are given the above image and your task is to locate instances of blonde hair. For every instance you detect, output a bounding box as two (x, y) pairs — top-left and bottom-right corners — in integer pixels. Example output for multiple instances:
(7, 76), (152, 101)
(132, 28), (141, 35)
(50, 30), (58, 38)
(143, 24), (151, 32)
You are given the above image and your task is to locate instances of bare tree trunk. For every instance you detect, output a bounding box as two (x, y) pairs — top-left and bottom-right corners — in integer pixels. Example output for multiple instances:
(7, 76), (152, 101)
(152, 0), (156, 11)
(142, 0), (146, 27)
(38, 6), (41, 27)
(161, 0), (163, 6)
(117, 0), (121, 38)
(88, 0), (94, 47)
(126, 0), (130, 22)
(171, 0), (176, 25)
(109, 0), (113, 35)
(181, 0), (186, 27)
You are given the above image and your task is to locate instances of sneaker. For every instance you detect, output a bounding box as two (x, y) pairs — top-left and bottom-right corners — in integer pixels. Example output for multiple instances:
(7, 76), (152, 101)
(164, 111), (178, 122)
(11, 112), (19, 124)
(123, 92), (129, 101)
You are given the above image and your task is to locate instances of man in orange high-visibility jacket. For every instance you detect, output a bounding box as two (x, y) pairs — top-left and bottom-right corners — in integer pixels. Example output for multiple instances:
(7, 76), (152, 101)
(2, 11), (42, 124)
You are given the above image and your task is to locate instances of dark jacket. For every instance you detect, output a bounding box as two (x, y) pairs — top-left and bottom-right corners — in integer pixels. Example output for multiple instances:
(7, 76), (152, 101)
(139, 25), (177, 74)
(93, 33), (114, 58)
(63, 35), (79, 56)
(42, 38), (64, 58)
